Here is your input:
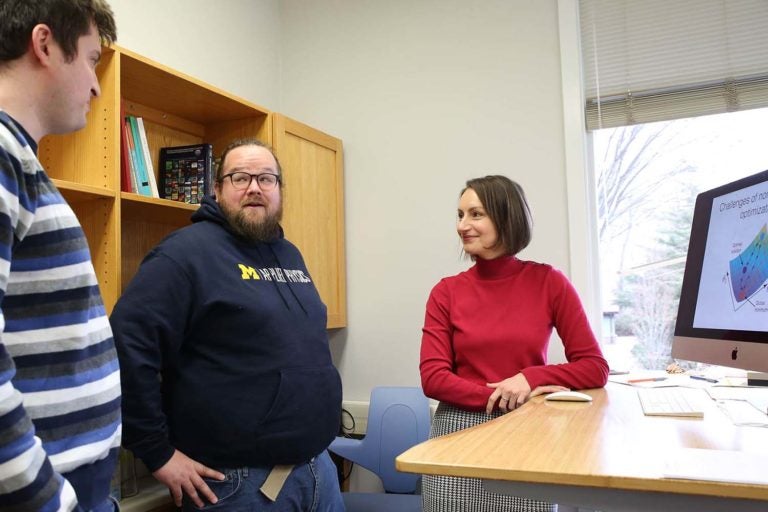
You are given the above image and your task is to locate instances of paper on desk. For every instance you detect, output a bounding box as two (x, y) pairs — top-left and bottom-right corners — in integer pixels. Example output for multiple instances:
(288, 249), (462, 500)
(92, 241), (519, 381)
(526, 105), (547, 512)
(610, 372), (749, 390)
(707, 386), (768, 402)
(716, 376), (750, 387)
(664, 448), (768, 485)
(716, 400), (768, 427)
(707, 387), (768, 415)
(608, 373), (689, 388)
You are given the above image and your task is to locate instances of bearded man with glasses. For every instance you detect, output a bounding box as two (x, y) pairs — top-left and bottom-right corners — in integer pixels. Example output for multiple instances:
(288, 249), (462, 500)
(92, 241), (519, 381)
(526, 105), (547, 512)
(111, 139), (344, 511)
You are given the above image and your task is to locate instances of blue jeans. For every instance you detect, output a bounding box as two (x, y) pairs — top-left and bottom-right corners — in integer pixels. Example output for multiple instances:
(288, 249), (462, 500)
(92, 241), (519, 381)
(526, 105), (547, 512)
(181, 451), (344, 511)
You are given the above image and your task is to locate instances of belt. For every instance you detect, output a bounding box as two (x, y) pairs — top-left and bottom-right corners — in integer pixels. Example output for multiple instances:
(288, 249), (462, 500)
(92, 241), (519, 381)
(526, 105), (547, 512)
(259, 464), (294, 502)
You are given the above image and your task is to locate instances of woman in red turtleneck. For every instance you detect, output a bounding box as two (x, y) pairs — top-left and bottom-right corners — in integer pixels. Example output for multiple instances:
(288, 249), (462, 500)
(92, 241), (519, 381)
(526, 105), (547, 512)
(419, 175), (609, 512)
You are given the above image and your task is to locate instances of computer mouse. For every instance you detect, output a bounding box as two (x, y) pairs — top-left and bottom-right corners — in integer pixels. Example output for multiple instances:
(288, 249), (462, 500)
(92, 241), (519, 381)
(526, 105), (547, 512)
(544, 390), (593, 402)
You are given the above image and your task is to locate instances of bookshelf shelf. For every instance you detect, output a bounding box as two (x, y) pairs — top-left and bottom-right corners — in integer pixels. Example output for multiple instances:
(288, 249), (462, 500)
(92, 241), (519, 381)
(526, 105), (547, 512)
(120, 193), (198, 224)
(54, 179), (117, 201)
(120, 48), (269, 125)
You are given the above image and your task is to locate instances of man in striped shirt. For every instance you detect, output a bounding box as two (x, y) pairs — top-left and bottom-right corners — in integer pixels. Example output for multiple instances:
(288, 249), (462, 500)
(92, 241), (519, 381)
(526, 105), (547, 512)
(0, 2), (121, 511)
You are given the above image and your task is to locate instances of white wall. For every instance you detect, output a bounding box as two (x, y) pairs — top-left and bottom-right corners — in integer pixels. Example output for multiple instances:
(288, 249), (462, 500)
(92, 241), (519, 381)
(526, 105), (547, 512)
(108, 0), (583, 402)
(279, 0), (574, 400)
(109, 0), (282, 109)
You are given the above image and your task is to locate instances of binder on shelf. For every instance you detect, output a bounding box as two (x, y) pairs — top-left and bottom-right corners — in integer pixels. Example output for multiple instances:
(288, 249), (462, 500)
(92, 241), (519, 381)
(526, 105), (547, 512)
(158, 143), (214, 205)
(136, 117), (159, 198)
(125, 116), (152, 196)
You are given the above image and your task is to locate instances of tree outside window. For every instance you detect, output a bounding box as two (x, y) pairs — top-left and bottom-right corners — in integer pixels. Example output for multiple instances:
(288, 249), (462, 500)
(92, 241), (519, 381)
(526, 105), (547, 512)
(593, 108), (768, 371)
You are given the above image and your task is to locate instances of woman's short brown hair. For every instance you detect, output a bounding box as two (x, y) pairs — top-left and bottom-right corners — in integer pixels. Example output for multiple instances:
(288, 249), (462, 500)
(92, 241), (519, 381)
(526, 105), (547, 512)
(462, 175), (532, 256)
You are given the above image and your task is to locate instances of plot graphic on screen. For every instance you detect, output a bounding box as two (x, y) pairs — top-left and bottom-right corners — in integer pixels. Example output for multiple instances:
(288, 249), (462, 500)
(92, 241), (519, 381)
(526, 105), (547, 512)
(729, 224), (768, 303)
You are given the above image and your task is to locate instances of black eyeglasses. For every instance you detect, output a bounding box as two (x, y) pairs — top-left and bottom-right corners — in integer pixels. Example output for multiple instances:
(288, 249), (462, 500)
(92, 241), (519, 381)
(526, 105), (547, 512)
(219, 172), (281, 191)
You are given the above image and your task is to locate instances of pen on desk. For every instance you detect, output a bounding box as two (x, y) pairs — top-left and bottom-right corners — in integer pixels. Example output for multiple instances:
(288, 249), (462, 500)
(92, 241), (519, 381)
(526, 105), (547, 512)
(627, 377), (667, 383)
(689, 375), (719, 384)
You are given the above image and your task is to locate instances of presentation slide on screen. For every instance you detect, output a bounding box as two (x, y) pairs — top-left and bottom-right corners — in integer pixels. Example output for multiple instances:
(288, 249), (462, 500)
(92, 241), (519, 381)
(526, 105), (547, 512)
(693, 181), (768, 331)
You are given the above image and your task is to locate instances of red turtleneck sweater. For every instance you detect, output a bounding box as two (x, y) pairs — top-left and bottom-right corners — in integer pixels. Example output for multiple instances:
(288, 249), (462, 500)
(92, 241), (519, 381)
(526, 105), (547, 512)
(420, 256), (609, 411)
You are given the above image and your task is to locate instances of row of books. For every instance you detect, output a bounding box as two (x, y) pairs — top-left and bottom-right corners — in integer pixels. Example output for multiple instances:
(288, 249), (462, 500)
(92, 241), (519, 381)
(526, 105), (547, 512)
(119, 111), (215, 205)
(120, 114), (158, 197)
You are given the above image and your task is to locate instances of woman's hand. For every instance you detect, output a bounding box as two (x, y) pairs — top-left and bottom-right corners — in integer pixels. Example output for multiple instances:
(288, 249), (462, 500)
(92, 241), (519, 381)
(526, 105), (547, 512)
(486, 375), (569, 414)
(486, 373), (531, 414)
(529, 384), (569, 398)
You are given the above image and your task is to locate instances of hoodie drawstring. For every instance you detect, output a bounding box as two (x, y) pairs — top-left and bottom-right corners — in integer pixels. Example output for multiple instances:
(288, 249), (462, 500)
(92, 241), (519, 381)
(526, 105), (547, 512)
(268, 244), (309, 316)
(253, 245), (292, 311)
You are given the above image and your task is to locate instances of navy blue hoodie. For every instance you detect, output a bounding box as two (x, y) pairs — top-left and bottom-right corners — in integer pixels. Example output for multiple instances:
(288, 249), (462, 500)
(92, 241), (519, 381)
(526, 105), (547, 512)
(111, 196), (342, 471)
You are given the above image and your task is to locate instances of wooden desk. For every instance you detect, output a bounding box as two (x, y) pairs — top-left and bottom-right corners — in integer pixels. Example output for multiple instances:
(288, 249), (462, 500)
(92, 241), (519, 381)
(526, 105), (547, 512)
(396, 384), (768, 512)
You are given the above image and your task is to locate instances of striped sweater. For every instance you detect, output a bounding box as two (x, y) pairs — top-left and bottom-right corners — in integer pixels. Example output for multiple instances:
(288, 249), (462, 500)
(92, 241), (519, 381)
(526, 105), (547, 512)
(0, 112), (121, 512)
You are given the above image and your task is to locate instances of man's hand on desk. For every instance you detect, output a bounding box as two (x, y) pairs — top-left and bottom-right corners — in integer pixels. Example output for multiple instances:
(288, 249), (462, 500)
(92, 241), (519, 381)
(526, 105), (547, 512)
(153, 449), (226, 508)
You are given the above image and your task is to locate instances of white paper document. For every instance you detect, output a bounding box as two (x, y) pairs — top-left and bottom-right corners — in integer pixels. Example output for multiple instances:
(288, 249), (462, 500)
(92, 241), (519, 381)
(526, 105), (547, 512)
(716, 400), (768, 427)
(707, 387), (768, 415)
(663, 448), (768, 485)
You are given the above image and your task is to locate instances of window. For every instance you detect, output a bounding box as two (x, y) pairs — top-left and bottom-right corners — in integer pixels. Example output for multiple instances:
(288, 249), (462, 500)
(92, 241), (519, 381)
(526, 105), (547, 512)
(578, 0), (768, 371)
(593, 108), (768, 370)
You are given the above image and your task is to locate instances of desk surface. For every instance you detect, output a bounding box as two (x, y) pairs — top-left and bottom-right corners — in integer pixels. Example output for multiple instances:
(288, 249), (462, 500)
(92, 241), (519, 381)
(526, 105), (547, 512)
(396, 383), (768, 503)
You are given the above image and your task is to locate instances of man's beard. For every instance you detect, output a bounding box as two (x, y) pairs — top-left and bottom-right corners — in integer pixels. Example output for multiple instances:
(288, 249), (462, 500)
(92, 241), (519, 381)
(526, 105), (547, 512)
(220, 200), (283, 243)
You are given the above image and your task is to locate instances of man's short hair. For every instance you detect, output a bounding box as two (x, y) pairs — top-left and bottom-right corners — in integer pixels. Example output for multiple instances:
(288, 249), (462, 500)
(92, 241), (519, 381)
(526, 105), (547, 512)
(0, 0), (117, 64)
(217, 138), (283, 182)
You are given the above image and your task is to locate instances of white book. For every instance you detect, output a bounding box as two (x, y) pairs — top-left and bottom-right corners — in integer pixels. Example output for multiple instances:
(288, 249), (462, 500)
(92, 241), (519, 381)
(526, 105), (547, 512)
(136, 117), (159, 198)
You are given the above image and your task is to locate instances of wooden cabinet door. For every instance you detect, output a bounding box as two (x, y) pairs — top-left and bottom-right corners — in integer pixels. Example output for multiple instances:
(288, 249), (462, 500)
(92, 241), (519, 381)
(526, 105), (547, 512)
(272, 115), (346, 328)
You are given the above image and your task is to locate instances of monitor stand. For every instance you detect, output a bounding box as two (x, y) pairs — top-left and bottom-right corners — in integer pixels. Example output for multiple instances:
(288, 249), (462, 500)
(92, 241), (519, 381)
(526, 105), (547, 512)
(747, 372), (768, 387)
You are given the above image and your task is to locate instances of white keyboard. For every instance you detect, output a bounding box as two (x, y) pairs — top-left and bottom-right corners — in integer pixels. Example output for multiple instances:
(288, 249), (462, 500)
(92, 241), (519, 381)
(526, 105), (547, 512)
(636, 387), (706, 417)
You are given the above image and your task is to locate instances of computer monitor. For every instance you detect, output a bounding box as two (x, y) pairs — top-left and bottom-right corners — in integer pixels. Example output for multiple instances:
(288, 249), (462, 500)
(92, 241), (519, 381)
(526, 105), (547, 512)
(672, 169), (768, 373)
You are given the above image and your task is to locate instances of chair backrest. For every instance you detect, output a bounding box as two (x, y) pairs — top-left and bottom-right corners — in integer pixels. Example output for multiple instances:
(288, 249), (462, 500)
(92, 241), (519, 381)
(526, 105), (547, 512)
(359, 386), (431, 493)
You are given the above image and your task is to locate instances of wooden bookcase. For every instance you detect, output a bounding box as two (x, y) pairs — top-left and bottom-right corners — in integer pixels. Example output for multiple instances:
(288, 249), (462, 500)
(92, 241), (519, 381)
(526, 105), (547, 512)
(274, 114), (347, 328)
(38, 45), (346, 328)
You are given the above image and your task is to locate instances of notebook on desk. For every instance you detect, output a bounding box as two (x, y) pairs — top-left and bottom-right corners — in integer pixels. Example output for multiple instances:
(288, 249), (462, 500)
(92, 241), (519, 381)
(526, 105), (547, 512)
(663, 448), (768, 486)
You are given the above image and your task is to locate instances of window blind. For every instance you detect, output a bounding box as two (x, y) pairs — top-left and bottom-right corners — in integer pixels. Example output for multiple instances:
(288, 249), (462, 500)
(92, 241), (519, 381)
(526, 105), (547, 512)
(580, 0), (768, 130)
